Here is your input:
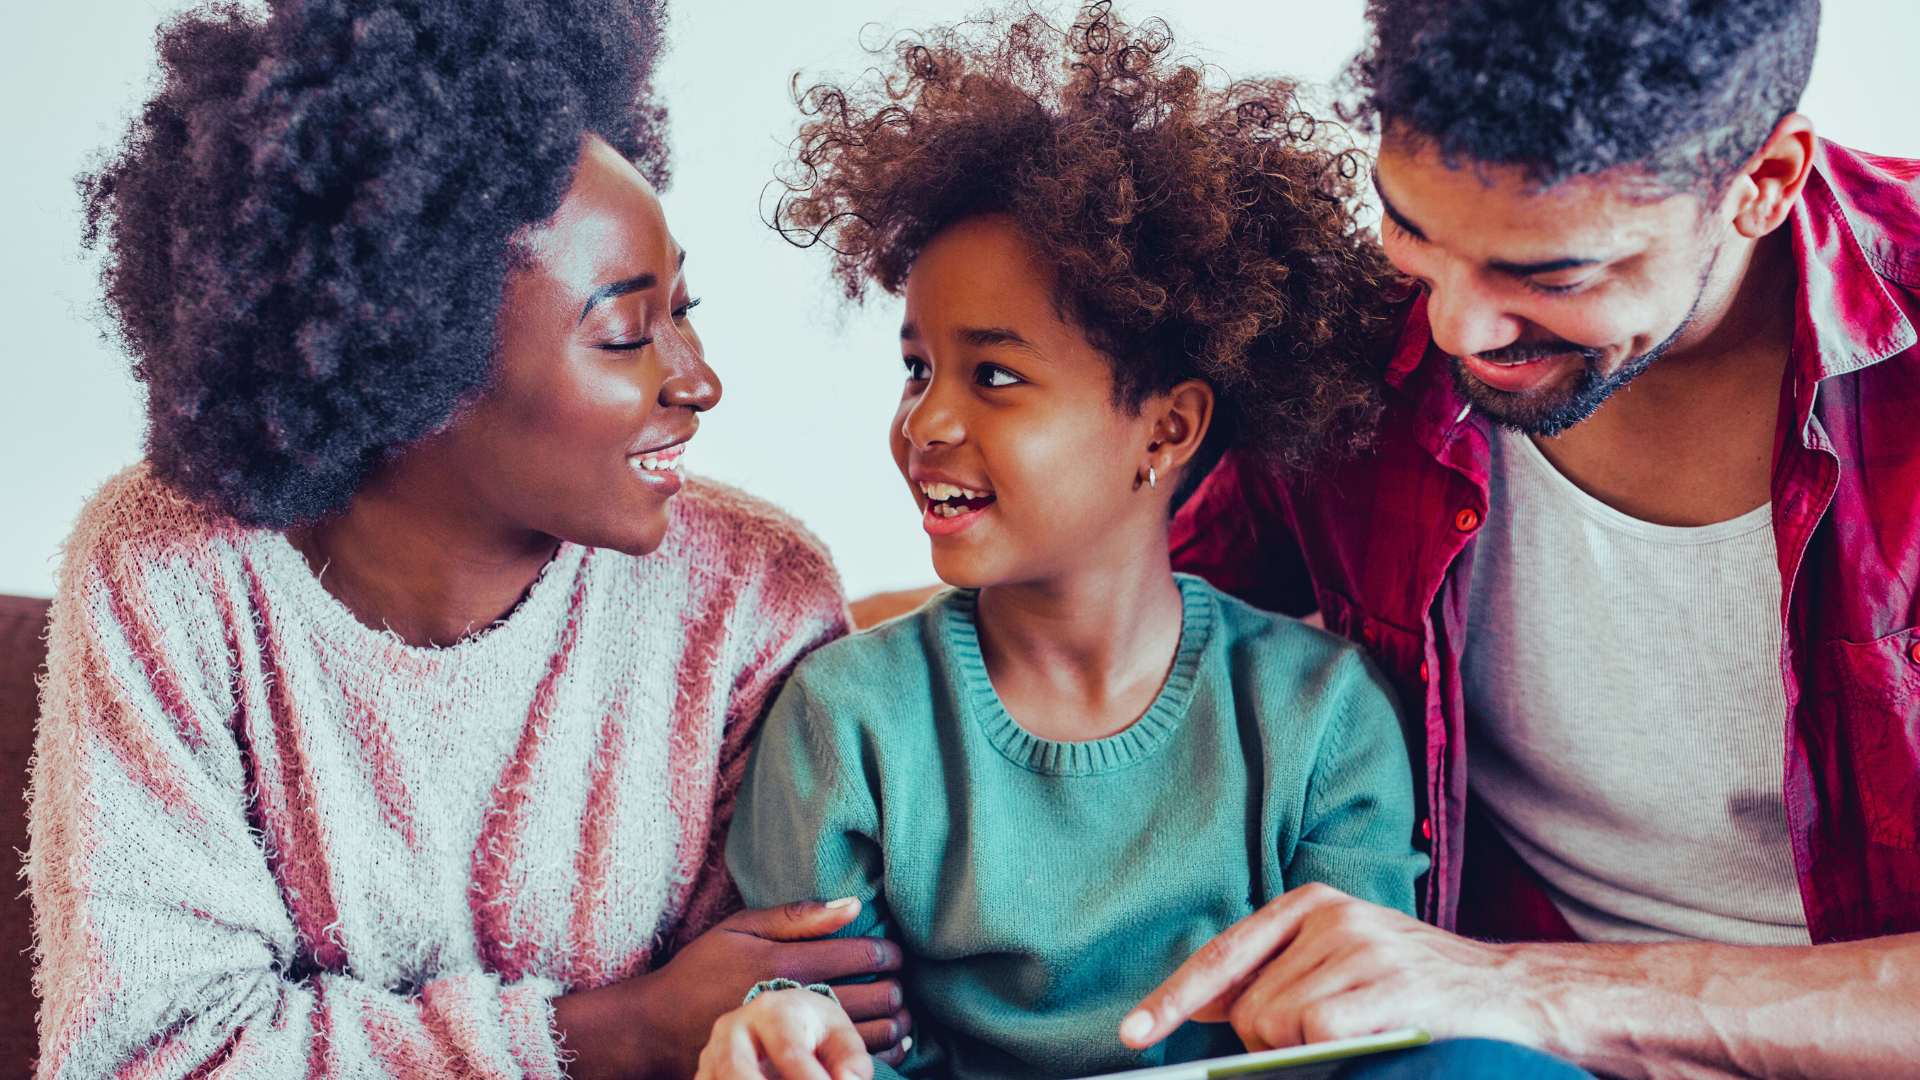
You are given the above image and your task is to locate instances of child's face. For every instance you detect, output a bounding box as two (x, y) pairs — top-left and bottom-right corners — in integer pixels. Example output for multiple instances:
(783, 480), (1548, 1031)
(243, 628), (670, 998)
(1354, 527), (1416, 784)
(892, 214), (1186, 588)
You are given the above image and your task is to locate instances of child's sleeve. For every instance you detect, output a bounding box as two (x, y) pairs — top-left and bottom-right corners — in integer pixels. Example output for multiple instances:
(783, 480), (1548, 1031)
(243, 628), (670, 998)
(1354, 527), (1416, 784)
(725, 665), (890, 941)
(1286, 651), (1430, 916)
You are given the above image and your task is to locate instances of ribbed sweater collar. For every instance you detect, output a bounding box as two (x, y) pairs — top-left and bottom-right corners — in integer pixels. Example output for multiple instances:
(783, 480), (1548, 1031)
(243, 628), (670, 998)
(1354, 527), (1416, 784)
(942, 574), (1214, 777)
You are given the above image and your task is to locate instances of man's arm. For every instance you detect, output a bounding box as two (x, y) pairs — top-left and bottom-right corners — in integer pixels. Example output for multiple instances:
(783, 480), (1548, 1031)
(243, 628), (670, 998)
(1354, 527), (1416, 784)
(1119, 885), (1920, 1080)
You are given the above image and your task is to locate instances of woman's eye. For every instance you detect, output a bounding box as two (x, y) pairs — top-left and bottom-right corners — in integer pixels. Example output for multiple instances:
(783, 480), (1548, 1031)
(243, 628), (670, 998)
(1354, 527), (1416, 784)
(903, 357), (930, 381)
(673, 296), (702, 319)
(597, 337), (651, 352)
(976, 364), (1023, 388)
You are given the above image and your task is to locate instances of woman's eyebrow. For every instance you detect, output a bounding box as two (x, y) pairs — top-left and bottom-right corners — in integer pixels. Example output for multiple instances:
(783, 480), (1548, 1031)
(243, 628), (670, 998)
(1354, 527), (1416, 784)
(577, 250), (688, 324)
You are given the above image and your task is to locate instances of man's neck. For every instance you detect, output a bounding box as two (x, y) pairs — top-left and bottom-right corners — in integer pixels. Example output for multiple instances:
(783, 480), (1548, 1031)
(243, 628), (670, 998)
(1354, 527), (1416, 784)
(286, 458), (560, 648)
(974, 531), (1186, 744)
(1528, 227), (1799, 527)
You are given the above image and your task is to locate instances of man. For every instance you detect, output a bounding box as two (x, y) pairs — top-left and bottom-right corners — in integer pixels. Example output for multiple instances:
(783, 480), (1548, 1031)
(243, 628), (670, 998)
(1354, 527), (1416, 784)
(1117, 0), (1920, 1075)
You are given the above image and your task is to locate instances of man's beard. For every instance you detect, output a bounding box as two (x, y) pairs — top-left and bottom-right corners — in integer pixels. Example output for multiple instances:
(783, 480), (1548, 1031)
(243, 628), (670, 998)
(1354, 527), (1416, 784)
(1448, 259), (1715, 437)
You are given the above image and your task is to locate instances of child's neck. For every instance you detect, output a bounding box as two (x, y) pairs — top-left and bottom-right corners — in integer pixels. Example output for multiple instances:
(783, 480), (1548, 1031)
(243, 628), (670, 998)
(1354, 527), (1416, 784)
(973, 539), (1187, 743)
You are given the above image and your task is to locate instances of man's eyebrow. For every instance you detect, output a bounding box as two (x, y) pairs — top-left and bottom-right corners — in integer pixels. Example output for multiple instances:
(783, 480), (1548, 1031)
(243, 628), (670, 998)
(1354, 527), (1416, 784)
(1372, 169), (1427, 243)
(1371, 168), (1602, 278)
(1486, 255), (1603, 277)
(576, 249), (689, 324)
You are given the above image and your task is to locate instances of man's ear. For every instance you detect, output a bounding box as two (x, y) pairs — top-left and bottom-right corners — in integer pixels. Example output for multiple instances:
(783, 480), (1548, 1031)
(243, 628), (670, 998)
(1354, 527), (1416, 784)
(1725, 113), (1816, 239)
(1144, 379), (1215, 486)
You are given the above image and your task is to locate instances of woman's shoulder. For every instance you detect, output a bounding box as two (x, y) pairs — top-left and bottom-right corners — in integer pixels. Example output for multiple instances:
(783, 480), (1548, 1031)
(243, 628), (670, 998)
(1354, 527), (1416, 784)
(59, 463), (257, 598)
(654, 476), (842, 593)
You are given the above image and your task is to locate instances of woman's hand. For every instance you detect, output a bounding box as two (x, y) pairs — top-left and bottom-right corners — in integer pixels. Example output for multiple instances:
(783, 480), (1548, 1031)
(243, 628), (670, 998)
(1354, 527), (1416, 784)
(697, 988), (882, 1080)
(555, 899), (911, 1080)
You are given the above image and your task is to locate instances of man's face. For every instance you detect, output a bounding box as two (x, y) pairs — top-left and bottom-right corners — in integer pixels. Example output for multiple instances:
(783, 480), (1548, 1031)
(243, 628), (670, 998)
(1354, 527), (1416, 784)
(1375, 132), (1724, 435)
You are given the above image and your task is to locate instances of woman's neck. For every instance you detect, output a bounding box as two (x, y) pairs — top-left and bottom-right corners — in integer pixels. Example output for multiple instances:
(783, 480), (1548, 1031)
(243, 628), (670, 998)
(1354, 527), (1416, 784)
(285, 458), (560, 648)
(973, 531), (1187, 743)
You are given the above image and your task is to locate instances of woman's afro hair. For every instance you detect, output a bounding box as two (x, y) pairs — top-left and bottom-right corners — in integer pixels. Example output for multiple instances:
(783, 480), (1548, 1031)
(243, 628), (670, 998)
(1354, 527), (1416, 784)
(770, 2), (1404, 485)
(82, 0), (670, 528)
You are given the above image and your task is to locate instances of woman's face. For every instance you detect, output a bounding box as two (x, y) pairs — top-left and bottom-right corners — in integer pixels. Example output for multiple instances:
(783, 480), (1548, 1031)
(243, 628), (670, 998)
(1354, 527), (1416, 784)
(892, 214), (1178, 588)
(433, 135), (717, 557)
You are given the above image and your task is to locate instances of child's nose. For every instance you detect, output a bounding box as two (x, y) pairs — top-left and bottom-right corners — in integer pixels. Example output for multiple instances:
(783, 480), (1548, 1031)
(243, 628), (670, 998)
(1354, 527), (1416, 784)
(900, 379), (964, 449)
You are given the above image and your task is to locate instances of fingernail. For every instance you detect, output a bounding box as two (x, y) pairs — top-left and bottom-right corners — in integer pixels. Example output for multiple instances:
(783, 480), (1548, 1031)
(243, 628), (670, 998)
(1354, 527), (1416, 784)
(826, 896), (859, 910)
(1119, 1010), (1154, 1043)
(901, 1036), (913, 1053)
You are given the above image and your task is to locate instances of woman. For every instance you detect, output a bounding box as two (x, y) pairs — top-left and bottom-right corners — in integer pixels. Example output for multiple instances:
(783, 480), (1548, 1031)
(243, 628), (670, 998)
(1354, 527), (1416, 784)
(30, 1), (907, 1077)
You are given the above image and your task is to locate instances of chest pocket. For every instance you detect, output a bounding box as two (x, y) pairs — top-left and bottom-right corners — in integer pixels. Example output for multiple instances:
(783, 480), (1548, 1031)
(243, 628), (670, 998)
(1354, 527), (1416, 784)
(1835, 628), (1920, 851)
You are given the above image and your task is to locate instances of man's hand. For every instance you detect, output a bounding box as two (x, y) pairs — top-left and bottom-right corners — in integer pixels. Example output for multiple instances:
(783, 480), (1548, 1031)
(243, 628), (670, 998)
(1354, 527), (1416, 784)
(1119, 883), (1920, 1080)
(697, 988), (881, 1080)
(556, 899), (912, 1080)
(1118, 884), (1541, 1053)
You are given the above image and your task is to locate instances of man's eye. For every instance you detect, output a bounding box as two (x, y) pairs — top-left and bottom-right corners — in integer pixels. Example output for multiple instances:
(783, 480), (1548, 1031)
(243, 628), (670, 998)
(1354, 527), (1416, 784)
(673, 296), (703, 319)
(977, 364), (1022, 388)
(597, 338), (651, 352)
(1524, 279), (1584, 297)
(903, 357), (930, 381)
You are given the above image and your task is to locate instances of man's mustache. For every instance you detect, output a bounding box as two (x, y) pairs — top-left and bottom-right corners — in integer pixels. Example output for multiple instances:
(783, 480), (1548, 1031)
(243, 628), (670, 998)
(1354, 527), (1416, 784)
(1468, 341), (1606, 366)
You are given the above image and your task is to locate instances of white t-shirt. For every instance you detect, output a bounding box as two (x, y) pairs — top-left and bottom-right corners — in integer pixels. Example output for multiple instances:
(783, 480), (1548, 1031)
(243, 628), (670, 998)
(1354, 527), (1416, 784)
(1463, 425), (1810, 945)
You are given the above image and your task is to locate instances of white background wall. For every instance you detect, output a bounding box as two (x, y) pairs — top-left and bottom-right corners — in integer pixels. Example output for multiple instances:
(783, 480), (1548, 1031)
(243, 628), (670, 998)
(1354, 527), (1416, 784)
(4, 0), (1916, 600)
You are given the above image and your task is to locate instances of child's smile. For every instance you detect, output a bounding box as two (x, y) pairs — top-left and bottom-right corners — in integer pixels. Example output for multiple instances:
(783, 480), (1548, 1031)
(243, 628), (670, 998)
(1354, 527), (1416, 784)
(917, 479), (998, 533)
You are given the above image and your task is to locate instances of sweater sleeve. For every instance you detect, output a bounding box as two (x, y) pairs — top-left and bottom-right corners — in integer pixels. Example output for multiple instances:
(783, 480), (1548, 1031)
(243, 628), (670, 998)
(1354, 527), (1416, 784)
(1284, 651), (1429, 916)
(30, 556), (567, 1080)
(666, 535), (852, 957)
(724, 670), (888, 939)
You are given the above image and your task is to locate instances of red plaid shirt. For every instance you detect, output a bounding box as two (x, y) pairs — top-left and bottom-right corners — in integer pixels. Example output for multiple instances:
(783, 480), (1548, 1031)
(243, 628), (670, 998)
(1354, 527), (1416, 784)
(1172, 140), (1920, 943)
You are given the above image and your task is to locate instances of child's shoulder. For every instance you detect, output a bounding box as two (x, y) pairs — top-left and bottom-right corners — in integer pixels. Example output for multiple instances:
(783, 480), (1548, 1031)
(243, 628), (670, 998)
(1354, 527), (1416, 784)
(1181, 575), (1395, 710)
(783, 589), (953, 713)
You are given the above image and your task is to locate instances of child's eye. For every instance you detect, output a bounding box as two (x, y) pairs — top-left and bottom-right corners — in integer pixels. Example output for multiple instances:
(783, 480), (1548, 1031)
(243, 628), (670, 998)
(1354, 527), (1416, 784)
(976, 364), (1023, 388)
(903, 356), (930, 381)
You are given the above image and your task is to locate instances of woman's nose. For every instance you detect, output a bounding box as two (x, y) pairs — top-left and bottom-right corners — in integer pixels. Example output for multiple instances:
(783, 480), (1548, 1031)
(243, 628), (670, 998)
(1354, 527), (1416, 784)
(656, 323), (720, 412)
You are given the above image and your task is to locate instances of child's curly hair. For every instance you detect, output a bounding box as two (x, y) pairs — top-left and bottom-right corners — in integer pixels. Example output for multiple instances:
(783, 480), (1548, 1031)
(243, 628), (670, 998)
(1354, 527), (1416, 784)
(83, 0), (668, 528)
(771, 2), (1403, 485)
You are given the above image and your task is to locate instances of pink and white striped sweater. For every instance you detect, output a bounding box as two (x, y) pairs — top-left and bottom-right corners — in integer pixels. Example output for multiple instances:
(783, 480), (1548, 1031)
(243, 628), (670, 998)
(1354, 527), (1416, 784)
(29, 465), (849, 1080)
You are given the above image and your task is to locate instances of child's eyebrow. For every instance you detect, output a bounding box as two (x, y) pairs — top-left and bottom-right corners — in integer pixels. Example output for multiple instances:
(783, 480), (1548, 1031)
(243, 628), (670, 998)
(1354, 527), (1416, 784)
(958, 326), (1034, 350)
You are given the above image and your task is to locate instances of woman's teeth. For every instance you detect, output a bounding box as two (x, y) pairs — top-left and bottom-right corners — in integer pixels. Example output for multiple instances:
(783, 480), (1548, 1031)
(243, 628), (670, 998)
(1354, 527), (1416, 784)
(632, 449), (685, 472)
(919, 480), (995, 517)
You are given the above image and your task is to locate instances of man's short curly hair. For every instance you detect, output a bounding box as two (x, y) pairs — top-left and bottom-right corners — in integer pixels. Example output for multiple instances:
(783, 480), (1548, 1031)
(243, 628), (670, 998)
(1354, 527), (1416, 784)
(1344, 0), (1820, 195)
(770, 3), (1403, 487)
(82, 0), (670, 528)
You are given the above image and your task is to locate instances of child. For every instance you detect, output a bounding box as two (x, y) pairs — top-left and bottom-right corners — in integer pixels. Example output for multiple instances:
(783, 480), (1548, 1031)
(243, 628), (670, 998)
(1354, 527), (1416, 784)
(706, 7), (1421, 1080)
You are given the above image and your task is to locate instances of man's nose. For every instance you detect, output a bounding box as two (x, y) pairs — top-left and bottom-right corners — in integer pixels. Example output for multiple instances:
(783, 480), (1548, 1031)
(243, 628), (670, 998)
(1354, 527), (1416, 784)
(1421, 261), (1527, 360)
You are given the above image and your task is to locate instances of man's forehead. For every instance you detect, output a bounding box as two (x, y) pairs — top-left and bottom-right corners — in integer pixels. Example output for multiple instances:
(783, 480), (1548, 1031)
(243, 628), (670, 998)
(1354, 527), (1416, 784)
(1374, 138), (1695, 263)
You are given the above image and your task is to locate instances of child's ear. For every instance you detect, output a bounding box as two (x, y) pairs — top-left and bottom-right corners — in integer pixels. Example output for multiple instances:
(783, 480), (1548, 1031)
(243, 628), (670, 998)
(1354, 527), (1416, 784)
(1144, 380), (1215, 483)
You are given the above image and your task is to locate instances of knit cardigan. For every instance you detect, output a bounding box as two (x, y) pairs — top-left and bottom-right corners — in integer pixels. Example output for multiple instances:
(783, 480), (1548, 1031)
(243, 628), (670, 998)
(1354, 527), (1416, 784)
(29, 465), (849, 1080)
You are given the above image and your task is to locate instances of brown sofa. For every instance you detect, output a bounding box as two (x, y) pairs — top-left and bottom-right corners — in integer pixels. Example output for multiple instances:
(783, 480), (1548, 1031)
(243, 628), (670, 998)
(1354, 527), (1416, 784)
(0, 595), (48, 1080)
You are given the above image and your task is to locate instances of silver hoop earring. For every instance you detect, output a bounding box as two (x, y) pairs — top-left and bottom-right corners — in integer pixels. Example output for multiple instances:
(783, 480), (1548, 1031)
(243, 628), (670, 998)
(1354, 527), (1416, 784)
(1148, 466), (1157, 490)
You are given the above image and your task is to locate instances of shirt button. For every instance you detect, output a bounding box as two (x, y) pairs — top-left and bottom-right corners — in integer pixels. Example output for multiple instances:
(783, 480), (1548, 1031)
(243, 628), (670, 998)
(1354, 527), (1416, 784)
(1909, 641), (1920, 665)
(1362, 626), (1379, 648)
(1454, 508), (1481, 532)
(1419, 661), (1430, 683)
(1420, 818), (1433, 840)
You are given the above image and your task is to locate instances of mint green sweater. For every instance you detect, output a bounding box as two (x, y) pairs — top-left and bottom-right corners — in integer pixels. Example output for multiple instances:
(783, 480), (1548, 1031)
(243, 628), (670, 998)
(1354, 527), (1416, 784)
(727, 576), (1426, 1080)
